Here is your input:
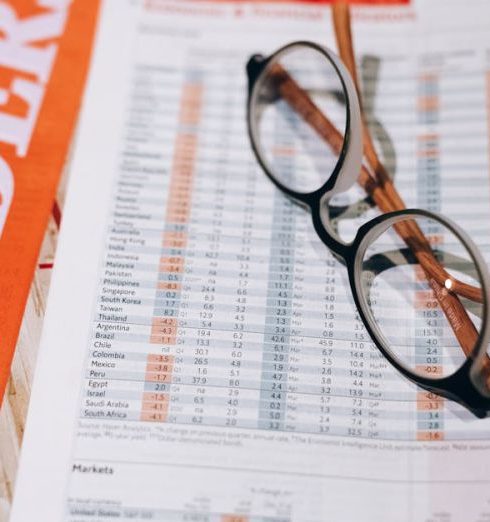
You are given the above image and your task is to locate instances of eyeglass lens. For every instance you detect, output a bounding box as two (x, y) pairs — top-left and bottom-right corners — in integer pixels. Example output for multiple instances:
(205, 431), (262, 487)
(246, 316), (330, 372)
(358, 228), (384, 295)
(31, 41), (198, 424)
(251, 44), (347, 194)
(359, 214), (484, 379)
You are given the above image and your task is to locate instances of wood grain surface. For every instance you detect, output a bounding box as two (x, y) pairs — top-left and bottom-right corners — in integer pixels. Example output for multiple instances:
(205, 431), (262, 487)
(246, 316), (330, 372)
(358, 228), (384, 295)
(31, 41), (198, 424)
(0, 169), (69, 521)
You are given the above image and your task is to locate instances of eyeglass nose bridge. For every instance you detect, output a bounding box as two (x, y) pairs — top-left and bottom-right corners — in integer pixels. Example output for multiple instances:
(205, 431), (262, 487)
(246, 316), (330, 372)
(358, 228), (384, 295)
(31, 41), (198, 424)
(309, 193), (353, 261)
(246, 54), (266, 96)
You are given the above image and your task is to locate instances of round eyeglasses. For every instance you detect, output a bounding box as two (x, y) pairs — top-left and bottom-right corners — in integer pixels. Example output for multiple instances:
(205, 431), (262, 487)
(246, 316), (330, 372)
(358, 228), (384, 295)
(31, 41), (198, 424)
(246, 41), (490, 418)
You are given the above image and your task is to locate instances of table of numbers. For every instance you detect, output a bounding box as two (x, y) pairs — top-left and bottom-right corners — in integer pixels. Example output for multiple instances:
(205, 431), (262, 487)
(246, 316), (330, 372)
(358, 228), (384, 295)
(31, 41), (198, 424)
(83, 33), (490, 444)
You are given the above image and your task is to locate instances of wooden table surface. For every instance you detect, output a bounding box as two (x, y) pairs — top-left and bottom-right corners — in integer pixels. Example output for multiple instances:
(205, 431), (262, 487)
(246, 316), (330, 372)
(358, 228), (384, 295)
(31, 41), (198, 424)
(0, 172), (69, 521)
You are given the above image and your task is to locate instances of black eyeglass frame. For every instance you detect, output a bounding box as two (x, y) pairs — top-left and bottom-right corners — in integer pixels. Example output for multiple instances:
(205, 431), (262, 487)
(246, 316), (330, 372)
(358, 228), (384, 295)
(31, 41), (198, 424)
(246, 41), (490, 418)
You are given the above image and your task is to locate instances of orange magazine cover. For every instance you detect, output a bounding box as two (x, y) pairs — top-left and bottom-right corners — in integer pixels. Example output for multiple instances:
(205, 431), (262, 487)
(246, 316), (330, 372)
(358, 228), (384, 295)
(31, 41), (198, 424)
(0, 0), (100, 400)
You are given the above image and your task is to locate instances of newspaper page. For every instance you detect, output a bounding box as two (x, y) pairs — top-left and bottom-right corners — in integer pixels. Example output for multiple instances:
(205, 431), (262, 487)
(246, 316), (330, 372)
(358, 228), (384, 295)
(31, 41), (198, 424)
(10, 0), (490, 520)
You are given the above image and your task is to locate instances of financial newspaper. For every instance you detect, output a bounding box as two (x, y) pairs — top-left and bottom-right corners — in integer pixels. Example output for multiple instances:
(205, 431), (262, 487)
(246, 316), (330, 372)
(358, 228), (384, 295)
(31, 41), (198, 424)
(11, 1), (490, 520)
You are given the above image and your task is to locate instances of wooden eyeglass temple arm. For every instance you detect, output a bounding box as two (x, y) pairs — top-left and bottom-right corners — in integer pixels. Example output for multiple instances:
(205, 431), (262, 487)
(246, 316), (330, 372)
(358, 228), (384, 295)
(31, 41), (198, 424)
(331, 1), (485, 360)
(265, 4), (485, 366)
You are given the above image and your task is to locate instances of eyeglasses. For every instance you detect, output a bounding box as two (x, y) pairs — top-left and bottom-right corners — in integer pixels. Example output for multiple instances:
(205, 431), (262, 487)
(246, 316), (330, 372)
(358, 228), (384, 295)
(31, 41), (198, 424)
(245, 7), (490, 417)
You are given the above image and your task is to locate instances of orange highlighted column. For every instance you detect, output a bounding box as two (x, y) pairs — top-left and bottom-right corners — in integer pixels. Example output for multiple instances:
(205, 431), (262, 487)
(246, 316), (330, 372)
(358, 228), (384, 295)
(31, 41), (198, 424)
(413, 276), (445, 378)
(417, 133), (439, 158)
(149, 81), (203, 350)
(145, 354), (174, 383)
(416, 391), (444, 441)
(140, 391), (171, 422)
(415, 70), (444, 441)
(417, 73), (439, 125)
(150, 317), (177, 345)
(141, 80), (203, 423)
(140, 355), (174, 422)
(414, 263), (444, 441)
